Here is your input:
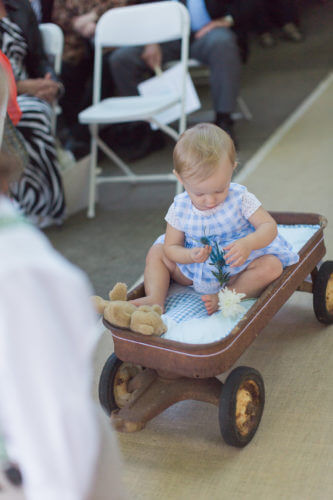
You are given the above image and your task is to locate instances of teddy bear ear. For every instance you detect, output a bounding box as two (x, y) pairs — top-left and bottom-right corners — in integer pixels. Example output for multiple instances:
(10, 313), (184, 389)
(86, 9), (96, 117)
(151, 304), (163, 315)
(109, 282), (128, 301)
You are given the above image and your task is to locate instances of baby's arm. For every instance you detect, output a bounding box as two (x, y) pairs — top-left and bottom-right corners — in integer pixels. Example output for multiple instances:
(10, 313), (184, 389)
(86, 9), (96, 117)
(164, 223), (211, 264)
(224, 207), (277, 267)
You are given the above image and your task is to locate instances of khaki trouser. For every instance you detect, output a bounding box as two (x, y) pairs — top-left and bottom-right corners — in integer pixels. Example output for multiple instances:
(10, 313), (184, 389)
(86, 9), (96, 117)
(0, 410), (127, 500)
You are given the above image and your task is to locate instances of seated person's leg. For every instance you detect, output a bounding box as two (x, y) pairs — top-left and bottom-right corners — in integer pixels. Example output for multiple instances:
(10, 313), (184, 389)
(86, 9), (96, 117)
(228, 255), (283, 298)
(59, 58), (92, 157)
(190, 28), (242, 143)
(130, 244), (192, 311)
(14, 96), (65, 224)
(108, 42), (181, 96)
(108, 45), (148, 97)
(107, 44), (179, 161)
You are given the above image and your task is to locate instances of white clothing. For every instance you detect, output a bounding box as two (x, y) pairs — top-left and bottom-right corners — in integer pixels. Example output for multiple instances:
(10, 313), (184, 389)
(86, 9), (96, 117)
(0, 197), (99, 500)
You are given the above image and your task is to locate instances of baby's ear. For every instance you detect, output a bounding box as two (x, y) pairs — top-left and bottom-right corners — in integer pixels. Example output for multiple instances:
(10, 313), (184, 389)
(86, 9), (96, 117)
(173, 169), (183, 185)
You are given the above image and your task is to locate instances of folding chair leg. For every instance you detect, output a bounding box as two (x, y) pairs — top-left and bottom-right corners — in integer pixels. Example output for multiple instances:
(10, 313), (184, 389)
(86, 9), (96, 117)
(87, 126), (98, 218)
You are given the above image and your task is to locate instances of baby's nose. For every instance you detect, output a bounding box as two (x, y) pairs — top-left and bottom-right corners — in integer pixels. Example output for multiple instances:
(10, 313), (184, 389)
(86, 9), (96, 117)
(206, 195), (216, 207)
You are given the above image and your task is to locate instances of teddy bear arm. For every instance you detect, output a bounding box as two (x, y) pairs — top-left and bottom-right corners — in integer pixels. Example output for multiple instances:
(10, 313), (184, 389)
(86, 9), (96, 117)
(91, 296), (108, 314)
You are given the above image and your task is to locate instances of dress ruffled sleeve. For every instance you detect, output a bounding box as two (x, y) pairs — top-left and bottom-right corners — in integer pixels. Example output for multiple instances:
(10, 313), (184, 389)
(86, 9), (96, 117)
(241, 190), (262, 219)
(165, 203), (183, 231)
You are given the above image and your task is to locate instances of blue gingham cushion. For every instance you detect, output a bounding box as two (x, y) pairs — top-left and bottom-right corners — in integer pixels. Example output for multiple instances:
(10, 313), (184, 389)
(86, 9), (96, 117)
(164, 291), (208, 323)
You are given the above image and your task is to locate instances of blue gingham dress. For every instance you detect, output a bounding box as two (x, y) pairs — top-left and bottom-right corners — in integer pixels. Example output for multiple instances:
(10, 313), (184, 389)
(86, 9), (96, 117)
(155, 183), (299, 294)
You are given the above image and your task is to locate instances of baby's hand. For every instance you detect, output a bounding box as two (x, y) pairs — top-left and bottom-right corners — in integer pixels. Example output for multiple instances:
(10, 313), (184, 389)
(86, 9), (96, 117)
(190, 245), (211, 263)
(224, 239), (252, 267)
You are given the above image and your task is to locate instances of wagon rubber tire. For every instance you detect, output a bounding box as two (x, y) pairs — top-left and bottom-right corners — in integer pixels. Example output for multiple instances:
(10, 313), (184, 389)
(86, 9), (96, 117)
(219, 366), (265, 447)
(313, 260), (333, 324)
(98, 353), (123, 415)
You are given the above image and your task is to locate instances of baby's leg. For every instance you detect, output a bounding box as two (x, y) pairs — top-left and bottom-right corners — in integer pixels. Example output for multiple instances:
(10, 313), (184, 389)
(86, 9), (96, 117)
(130, 244), (192, 310)
(228, 255), (283, 297)
(202, 255), (282, 315)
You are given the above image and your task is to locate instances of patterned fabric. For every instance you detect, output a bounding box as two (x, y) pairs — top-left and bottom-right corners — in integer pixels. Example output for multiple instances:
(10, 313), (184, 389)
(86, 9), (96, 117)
(242, 190), (261, 218)
(0, 17), (65, 224)
(155, 183), (299, 294)
(0, 17), (28, 81)
(165, 290), (209, 323)
(52, 0), (131, 64)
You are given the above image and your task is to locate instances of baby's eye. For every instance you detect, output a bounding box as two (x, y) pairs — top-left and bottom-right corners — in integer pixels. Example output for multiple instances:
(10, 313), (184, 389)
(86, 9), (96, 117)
(195, 193), (204, 197)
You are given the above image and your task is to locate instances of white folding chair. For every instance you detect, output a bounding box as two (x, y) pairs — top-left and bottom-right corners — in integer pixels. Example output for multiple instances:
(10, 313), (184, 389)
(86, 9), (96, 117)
(78, 1), (190, 218)
(39, 23), (64, 132)
(39, 23), (64, 75)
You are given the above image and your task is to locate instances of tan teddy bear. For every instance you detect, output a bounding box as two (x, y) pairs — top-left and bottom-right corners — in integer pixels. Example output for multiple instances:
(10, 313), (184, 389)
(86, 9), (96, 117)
(91, 283), (167, 336)
(130, 304), (166, 336)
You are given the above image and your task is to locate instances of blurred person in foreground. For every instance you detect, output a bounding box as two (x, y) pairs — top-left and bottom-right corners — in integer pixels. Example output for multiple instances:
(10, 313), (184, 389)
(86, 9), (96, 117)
(0, 68), (126, 500)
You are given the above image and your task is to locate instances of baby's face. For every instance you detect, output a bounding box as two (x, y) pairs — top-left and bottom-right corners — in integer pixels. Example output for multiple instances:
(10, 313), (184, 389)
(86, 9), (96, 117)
(180, 157), (234, 211)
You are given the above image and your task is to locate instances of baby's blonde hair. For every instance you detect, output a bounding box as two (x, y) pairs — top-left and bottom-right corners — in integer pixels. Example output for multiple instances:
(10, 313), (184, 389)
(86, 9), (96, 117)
(173, 123), (236, 181)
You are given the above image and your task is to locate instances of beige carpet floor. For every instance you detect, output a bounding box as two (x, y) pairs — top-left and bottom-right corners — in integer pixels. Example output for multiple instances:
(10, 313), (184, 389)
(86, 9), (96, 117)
(94, 73), (333, 500)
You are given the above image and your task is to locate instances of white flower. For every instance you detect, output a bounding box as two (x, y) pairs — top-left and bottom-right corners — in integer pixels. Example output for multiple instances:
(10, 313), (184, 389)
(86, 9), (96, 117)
(218, 288), (246, 318)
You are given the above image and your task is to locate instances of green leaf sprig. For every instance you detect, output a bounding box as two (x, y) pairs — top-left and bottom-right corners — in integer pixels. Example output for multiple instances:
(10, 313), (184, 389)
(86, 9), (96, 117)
(209, 241), (230, 288)
(192, 228), (230, 288)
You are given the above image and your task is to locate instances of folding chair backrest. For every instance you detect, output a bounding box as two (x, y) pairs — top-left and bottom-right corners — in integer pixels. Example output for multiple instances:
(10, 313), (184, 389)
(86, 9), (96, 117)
(93, 1), (190, 108)
(39, 23), (64, 75)
(96, 1), (189, 47)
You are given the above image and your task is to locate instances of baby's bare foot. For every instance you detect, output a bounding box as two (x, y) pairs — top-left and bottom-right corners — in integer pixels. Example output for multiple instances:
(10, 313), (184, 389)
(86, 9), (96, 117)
(201, 294), (219, 315)
(130, 295), (165, 312)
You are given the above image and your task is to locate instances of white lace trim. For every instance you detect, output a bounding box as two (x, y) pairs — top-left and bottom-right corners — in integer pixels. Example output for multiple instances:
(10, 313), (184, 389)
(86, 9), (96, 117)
(242, 191), (261, 219)
(191, 201), (224, 217)
(165, 203), (183, 230)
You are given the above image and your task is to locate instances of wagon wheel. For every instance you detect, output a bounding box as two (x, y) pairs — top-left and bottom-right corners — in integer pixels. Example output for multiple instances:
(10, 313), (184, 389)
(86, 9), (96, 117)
(98, 353), (143, 415)
(313, 261), (333, 324)
(218, 366), (265, 447)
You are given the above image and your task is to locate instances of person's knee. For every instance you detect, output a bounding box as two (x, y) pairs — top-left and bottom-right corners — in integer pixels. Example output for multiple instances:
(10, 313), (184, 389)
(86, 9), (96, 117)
(146, 244), (164, 266)
(206, 27), (238, 53)
(109, 48), (126, 74)
(109, 47), (141, 74)
(263, 256), (283, 282)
